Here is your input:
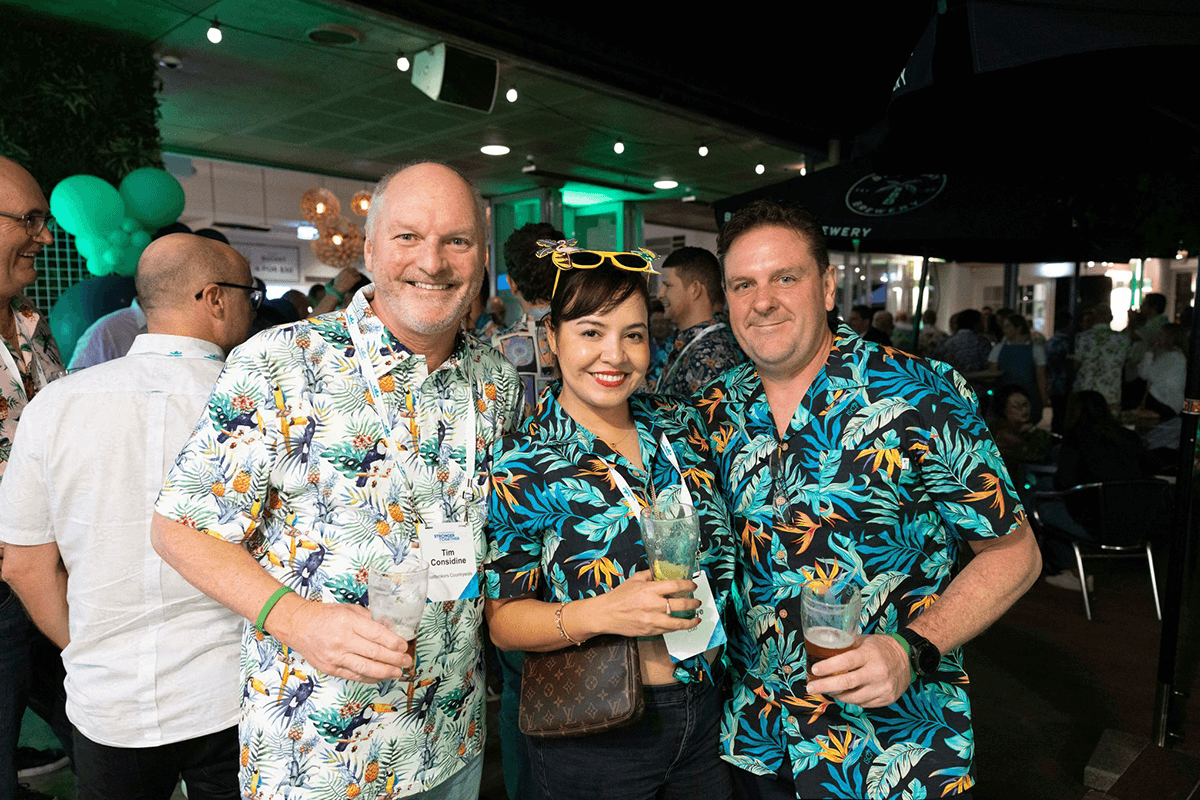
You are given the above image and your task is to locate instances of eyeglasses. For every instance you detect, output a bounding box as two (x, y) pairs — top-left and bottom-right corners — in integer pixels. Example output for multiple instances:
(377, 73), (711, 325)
(535, 238), (658, 297)
(195, 282), (265, 310)
(0, 211), (53, 237)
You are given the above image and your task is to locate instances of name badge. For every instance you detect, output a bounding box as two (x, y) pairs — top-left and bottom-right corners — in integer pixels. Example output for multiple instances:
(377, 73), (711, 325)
(417, 522), (480, 602)
(664, 571), (727, 662)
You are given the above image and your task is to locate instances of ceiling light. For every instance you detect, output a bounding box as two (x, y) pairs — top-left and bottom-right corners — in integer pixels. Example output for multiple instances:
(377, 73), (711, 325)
(653, 179), (678, 190)
(481, 145), (510, 156)
(698, 145), (709, 157)
(296, 224), (319, 241)
(613, 140), (625, 155)
(207, 18), (223, 44)
(395, 51), (410, 71)
(506, 85), (518, 103)
(800, 166), (807, 176)
(755, 163), (765, 175)
(315, 201), (326, 215)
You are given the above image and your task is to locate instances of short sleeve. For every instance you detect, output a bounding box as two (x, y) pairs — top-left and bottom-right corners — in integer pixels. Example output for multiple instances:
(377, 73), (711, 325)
(484, 436), (544, 599)
(154, 336), (279, 545)
(1032, 343), (1047, 366)
(988, 342), (1002, 363)
(920, 370), (1025, 543)
(0, 395), (53, 545)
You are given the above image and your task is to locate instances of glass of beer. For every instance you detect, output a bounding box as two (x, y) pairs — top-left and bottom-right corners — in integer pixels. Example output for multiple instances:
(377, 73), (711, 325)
(368, 559), (429, 640)
(640, 501), (700, 619)
(801, 579), (861, 679)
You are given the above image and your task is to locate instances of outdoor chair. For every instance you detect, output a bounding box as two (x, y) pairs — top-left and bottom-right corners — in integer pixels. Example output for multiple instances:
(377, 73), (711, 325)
(1030, 478), (1173, 621)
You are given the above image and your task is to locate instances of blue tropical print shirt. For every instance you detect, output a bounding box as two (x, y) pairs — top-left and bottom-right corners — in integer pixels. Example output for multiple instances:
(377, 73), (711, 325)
(485, 386), (736, 682)
(700, 326), (1024, 799)
(156, 287), (523, 800)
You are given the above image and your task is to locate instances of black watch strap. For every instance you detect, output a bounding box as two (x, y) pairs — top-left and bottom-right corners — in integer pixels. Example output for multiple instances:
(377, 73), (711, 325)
(898, 627), (941, 678)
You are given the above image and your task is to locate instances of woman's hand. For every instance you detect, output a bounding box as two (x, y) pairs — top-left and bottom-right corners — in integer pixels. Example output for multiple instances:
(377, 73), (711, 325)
(577, 570), (702, 638)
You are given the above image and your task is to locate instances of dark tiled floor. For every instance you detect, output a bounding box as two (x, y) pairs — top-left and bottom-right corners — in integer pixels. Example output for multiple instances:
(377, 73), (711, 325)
(22, 561), (1200, 800)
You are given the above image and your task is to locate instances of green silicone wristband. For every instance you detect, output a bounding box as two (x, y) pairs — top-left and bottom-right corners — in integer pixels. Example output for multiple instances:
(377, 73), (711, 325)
(256, 586), (294, 635)
(887, 633), (918, 682)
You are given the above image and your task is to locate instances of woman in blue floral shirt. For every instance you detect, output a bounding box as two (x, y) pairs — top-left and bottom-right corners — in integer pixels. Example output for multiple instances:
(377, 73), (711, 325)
(485, 260), (735, 799)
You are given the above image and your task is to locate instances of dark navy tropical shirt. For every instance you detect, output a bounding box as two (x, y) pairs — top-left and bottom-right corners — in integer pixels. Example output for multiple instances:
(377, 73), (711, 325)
(700, 325), (1024, 799)
(485, 385), (735, 682)
(647, 314), (747, 397)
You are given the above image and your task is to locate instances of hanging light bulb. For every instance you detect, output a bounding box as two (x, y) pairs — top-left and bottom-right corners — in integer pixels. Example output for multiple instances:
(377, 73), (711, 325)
(613, 140), (625, 155)
(395, 51), (410, 71)
(207, 18), (223, 44)
(698, 145), (709, 157)
(315, 201), (326, 215)
(331, 233), (344, 246)
(506, 85), (518, 103)
(755, 163), (765, 175)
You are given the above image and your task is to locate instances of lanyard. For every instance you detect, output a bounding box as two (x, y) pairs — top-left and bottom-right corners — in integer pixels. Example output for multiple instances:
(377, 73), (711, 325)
(345, 303), (477, 523)
(604, 432), (695, 519)
(658, 323), (725, 391)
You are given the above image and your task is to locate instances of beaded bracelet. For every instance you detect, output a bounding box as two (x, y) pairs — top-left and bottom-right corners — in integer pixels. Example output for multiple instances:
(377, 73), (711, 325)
(256, 586), (295, 635)
(555, 601), (581, 646)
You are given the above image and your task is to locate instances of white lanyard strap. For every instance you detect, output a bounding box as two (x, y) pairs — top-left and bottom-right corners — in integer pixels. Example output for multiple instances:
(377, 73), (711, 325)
(658, 323), (725, 391)
(345, 305), (477, 521)
(603, 431), (694, 517)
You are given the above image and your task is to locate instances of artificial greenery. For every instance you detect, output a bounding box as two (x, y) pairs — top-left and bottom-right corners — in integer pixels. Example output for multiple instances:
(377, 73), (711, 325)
(0, 12), (163, 193)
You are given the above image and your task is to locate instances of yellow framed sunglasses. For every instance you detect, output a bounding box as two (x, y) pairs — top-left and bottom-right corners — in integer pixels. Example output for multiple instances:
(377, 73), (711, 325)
(535, 239), (658, 297)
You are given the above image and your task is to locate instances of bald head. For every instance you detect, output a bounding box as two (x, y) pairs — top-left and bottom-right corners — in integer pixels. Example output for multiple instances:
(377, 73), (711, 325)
(365, 160), (488, 244)
(136, 234), (248, 311)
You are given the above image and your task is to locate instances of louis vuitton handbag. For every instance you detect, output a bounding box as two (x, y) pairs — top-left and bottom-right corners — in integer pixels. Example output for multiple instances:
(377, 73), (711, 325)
(518, 634), (644, 738)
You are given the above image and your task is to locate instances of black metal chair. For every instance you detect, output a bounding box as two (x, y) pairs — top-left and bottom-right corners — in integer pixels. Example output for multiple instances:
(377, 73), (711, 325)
(1030, 478), (1172, 620)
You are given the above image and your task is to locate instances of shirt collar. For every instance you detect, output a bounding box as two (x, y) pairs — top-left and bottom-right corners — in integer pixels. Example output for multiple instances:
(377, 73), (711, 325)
(528, 382), (658, 465)
(126, 334), (226, 361)
(345, 284), (470, 380)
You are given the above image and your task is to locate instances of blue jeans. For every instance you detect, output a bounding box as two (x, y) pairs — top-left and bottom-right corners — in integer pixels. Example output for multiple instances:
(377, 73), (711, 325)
(0, 585), (73, 799)
(496, 648), (530, 800)
(526, 678), (731, 800)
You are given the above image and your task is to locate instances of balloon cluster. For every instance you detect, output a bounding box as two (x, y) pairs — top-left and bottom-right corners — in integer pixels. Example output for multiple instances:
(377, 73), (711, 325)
(301, 187), (365, 268)
(49, 168), (186, 277)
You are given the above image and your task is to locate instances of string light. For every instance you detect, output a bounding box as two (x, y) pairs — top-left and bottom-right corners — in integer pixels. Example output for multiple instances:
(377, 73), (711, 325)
(698, 145), (709, 157)
(613, 141), (625, 155)
(395, 51), (410, 71)
(505, 85), (518, 103)
(207, 18), (223, 44)
(653, 179), (678, 190)
(755, 163), (765, 175)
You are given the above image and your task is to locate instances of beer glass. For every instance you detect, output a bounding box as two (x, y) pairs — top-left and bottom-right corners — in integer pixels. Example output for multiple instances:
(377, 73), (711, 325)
(640, 501), (700, 619)
(368, 560), (429, 640)
(801, 579), (861, 679)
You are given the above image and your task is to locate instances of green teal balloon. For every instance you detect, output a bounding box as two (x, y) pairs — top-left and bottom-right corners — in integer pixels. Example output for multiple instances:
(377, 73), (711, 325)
(102, 247), (122, 267)
(116, 245), (139, 277)
(119, 168), (186, 230)
(87, 256), (114, 276)
(129, 230), (151, 249)
(107, 230), (130, 248)
(73, 235), (101, 261)
(121, 217), (141, 234)
(49, 175), (125, 238)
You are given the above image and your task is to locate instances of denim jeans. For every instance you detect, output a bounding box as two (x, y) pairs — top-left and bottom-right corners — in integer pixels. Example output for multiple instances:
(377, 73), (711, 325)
(526, 677), (731, 800)
(0, 585), (73, 799)
(74, 726), (239, 800)
(496, 648), (530, 800)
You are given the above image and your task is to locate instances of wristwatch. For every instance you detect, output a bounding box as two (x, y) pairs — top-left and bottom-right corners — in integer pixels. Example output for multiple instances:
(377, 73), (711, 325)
(898, 627), (941, 679)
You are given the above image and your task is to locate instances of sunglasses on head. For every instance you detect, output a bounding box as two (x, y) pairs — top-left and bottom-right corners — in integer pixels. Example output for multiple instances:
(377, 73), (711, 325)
(535, 239), (657, 297)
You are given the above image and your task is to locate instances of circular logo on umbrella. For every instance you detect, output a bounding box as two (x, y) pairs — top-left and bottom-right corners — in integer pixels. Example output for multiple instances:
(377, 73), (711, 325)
(845, 174), (947, 216)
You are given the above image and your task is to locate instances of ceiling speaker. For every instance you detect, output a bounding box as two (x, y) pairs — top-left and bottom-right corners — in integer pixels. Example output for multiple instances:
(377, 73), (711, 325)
(411, 43), (498, 114)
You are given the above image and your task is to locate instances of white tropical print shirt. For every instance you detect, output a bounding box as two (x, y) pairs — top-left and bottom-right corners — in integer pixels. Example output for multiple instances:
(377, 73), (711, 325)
(156, 286), (522, 800)
(1, 295), (63, 481)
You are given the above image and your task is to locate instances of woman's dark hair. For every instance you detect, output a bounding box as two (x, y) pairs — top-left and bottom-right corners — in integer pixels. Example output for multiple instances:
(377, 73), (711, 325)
(1064, 390), (1121, 439)
(1005, 313), (1031, 336)
(991, 383), (1030, 421)
(546, 264), (651, 330)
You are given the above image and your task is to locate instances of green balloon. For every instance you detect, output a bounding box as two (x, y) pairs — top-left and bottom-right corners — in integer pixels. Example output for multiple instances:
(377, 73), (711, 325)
(87, 256), (114, 276)
(129, 230), (151, 249)
(107, 230), (130, 248)
(119, 168), (186, 230)
(102, 247), (122, 267)
(116, 245), (139, 277)
(49, 175), (125, 238)
(121, 217), (141, 234)
(74, 235), (101, 261)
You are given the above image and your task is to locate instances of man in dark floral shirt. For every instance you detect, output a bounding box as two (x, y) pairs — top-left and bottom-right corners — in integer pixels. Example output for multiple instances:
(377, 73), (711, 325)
(702, 200), (1041, 800)
(648, 246), (745, 396)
